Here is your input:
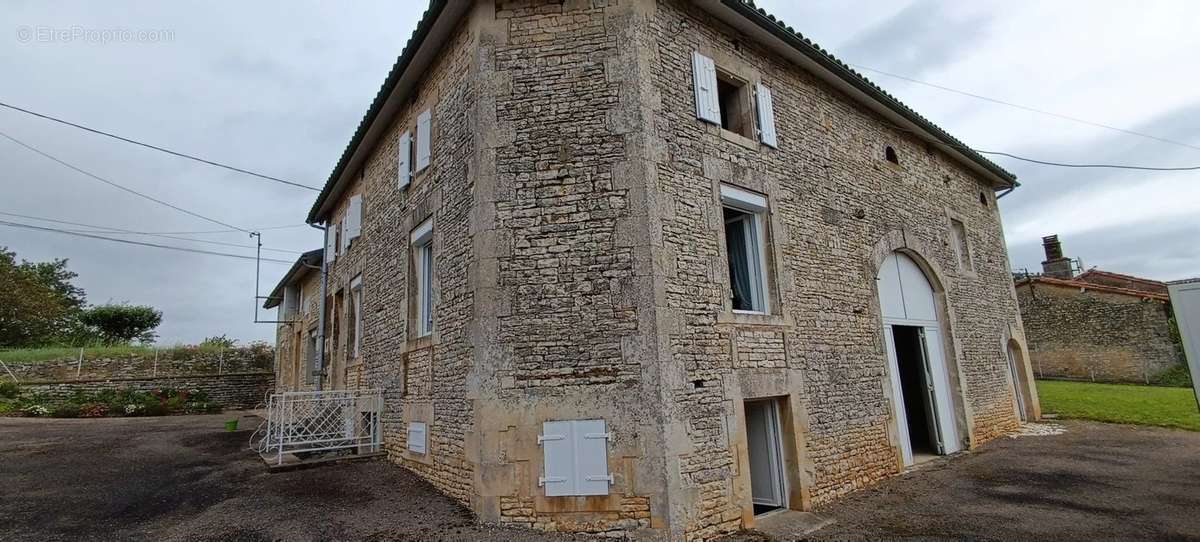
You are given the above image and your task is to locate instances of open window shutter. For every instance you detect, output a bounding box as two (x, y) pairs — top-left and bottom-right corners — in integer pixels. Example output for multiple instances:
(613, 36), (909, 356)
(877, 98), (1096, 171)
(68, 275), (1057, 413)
(324, 226), (336, 263)
(348, 194), (363, 241)
(539, 421), (574, 496)
(756, 83), (778, 148)
(692, 51), (720, 124)
(574, 419), (612, 496)
(398, 131), (412, 189)
(407, 422), (427, 454)
(416, 109), (431, 171)
(339, 220), (348, 253)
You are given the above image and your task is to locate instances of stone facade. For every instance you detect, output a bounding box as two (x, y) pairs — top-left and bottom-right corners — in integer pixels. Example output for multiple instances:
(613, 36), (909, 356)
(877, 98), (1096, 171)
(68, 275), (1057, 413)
(1015, 278), (1180, 383)
(272, 1), (1038, 540)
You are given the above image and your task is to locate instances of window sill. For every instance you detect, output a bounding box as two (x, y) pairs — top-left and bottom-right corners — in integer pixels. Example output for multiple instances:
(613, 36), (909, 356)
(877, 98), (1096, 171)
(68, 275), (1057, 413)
(717, 310), (791, 328)
(719, 127), (761, 151)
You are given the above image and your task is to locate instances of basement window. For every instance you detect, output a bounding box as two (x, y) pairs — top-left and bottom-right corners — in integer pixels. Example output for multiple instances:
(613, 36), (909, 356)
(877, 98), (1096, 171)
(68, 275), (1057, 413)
(721, 184), (770, 314)
(540, 419), (612, 497)
(717, 71), (753, 138)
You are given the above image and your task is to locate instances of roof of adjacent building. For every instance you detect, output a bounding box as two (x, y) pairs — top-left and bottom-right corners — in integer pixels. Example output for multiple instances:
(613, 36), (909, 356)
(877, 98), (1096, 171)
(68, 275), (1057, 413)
(1015, 273), (1171, 302)
(1075, 269), (1169, 295)
(306, 0), (1019, 223)
(262, 249), (323, 309)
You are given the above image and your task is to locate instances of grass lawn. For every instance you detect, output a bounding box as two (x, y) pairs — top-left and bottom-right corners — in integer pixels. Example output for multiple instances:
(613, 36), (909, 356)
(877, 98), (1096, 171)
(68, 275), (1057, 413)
(0, 344), (229, 364)
(1037, 380), (1200, 432)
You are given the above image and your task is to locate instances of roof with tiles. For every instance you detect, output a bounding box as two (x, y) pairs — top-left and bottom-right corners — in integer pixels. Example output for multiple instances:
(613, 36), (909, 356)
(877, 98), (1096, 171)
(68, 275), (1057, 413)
(1015, 274), (1171, 302)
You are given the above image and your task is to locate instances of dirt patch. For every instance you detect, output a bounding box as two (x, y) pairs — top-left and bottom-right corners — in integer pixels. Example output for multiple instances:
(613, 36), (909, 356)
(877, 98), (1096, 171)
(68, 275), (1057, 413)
(0, 414), (588, 542)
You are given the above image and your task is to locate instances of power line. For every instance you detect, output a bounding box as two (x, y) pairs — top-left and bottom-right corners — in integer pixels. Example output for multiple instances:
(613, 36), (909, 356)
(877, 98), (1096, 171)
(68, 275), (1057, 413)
(852, 64), (1200, 153)
(0, 212), (304, 254)
(0, 211), (304, 254)
(0, 129), (254, 234)
(0, 219), (294, 264)
(0, 100), (320, 190)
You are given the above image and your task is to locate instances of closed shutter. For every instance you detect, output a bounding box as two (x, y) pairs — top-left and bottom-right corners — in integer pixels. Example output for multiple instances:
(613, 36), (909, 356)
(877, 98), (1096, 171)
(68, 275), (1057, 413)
(347, 194), (363, 242)
(575, 419), (613, 495)
(398, 131), (412, 189)
(324, 226), (336, 263)
(692, 51), (720, 124)
(756, 83), (778, 148)
(539, 420), (573, 496)
(416, 109), (431, 171)
(539, 419), (611, 496)
(407, 421), (427, 454)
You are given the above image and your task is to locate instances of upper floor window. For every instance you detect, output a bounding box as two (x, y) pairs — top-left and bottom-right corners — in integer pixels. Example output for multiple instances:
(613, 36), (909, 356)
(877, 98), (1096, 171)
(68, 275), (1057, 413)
(692, 51), (778, 148)
(397, 107), (433, 190)
(721, 184), (771, 313)
(411, 218), (434, 338)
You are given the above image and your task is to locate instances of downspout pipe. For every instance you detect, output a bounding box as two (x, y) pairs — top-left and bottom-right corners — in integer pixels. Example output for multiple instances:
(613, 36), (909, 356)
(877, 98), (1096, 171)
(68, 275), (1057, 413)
(309, 222), (329, 391)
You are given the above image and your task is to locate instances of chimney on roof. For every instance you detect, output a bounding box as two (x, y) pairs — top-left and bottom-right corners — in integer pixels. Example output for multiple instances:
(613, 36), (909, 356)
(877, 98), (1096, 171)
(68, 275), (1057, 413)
(1041, 234), (1074, 278)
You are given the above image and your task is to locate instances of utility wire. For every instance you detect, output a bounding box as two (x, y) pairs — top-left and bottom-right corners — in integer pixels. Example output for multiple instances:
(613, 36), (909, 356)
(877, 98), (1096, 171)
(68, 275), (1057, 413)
(0, 219), (293, 264)
(0, 211), (303, 254)
(0, 100), (320, 190)
(852, 64), (1200, 153)
(0, 130), (254, 234)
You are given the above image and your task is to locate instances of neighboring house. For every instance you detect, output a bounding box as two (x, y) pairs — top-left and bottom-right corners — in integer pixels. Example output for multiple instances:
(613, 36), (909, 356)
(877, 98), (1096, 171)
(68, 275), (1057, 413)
(1015, 235), (1181, 384)
(263, 249), (324, 391)
(267, 1), (1038, 539)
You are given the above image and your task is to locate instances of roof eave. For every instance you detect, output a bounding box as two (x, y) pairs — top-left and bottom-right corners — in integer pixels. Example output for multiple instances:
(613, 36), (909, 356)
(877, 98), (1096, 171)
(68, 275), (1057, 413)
(307, 0), (469, 223)
(262, 249), (323, 309)
(701, 0), (1019, 190)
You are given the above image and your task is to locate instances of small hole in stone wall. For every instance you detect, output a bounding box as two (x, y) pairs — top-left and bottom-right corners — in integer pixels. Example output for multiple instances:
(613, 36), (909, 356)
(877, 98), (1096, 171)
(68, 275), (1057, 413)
(980, 192), (989, 206)
(692, 379), (704, 389)
(885, 146), (899, 164)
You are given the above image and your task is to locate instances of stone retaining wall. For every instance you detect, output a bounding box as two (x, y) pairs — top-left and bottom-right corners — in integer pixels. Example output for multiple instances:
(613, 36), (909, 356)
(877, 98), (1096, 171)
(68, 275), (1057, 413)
(20, 372), (274, 409)
(3, 346), (272, 381)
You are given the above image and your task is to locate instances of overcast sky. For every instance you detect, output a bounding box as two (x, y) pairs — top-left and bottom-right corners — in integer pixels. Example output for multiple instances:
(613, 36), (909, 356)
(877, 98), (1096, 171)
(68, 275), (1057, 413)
(2, 1), (1197, 344)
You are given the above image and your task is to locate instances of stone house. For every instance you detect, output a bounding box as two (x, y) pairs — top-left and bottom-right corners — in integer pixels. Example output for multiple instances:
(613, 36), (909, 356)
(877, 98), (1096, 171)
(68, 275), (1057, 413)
(263, 248), (325, 391)
(266, 1), (1038, 539)
(1015, 235), (1181, 383)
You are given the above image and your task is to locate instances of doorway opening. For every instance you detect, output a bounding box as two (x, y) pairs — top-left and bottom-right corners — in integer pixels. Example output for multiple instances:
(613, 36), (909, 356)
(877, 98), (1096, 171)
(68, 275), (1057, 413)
(891, 325), (942, 459)
(745, 398), (787, 516)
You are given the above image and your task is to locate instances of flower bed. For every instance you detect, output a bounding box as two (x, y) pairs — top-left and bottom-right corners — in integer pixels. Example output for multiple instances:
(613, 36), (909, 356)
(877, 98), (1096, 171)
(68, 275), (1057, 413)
(1, 384), (222, 418)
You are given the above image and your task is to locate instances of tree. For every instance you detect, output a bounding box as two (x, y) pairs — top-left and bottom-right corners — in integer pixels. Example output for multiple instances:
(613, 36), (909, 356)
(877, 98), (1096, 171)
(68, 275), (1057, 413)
(78, 304), (163, 345)
(0, 247), (86, 347)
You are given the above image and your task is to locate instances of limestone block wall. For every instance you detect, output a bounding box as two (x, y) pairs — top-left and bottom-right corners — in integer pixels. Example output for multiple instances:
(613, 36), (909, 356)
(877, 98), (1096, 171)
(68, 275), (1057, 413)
(273, 271), (322, 392)
(23, 372), (274, 409)
(1016, 282), (1180, 383)
(647, 0), (1028, 537)
(4, 346), (272, 382)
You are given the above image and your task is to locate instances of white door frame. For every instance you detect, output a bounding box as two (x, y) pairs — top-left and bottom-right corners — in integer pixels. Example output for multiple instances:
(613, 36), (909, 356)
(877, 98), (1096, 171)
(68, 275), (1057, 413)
(883, 318), (961, 465)
(745, 398), (788, 510)
(1006, 342), (1028, 422)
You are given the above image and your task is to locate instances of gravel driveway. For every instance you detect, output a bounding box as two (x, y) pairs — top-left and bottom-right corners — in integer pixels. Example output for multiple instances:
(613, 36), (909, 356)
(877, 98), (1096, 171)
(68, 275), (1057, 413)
(3, 416), (1198, 541)
(0, 413), (581, 542)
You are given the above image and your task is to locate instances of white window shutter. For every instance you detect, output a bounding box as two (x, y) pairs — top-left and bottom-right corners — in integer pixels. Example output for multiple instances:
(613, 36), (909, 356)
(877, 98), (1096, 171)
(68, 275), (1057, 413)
(348, 194), (363, 241)
(575, 419), (612, 496)
(324, 226), (336, 263)
(398, 131), (412, 189)
(407, 422), (427, 454)
(756, 83), (778, 148)
(692, 51), (720, 124)
(416, 109), (431, 171)
(539, 421), (574, 496)
(339, 220), (348, 253)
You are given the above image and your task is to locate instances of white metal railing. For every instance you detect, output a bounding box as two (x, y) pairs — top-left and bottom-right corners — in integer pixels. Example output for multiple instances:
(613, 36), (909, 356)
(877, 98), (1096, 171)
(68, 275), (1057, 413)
(256, 389), (383, 466)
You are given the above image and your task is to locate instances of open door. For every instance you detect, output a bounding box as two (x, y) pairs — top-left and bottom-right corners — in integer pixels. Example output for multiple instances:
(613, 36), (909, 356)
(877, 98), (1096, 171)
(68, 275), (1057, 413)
(916, 328), (945, 454)
(745, 399), (787, 514)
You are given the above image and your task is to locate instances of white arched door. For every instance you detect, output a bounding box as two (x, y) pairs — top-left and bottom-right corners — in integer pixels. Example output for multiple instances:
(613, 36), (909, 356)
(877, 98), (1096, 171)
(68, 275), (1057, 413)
(878, 252), (961, 466)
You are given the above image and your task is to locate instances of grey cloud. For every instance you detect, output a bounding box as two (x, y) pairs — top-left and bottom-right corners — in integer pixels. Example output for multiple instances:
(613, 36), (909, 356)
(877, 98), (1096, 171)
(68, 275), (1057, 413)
(835, 1), (995, 77)
(1007, 217), (1200, 282)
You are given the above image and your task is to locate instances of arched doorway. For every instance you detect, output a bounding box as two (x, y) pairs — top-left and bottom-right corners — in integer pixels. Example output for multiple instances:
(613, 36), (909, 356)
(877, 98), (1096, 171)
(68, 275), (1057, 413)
(877, 251), (961, 466)
(1006, 339), (1028, 422)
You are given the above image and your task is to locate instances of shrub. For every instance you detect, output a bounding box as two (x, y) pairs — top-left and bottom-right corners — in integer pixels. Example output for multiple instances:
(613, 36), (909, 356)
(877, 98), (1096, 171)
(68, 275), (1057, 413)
(1155, 363), (1194, 388)
(22, 404), (49, 416)
(78, 403), (108, 417)
(51, 403), (81, 418)
(0, 381), (18, 399)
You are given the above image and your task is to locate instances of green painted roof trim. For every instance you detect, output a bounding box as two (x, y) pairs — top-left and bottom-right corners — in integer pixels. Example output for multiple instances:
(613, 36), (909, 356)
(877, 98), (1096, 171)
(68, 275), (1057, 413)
(724, 0), (1018, 186)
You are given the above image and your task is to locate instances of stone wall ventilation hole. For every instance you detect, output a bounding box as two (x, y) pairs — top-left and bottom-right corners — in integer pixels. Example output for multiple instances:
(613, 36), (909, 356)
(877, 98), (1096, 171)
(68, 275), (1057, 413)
(692, 379), (704, 388)
(885, 146), (899, 164)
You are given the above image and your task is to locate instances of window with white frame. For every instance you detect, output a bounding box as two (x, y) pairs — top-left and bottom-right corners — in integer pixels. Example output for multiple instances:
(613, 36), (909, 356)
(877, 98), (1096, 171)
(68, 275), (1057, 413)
(721, 184), (771, 313)
(411, 218), (434, 337)
(539, 419), (612, 497)
(350, 275), (363, 359)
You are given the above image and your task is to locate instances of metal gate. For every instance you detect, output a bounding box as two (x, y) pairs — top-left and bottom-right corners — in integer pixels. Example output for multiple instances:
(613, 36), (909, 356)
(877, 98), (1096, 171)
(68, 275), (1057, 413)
(256, 389), (383, 466)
